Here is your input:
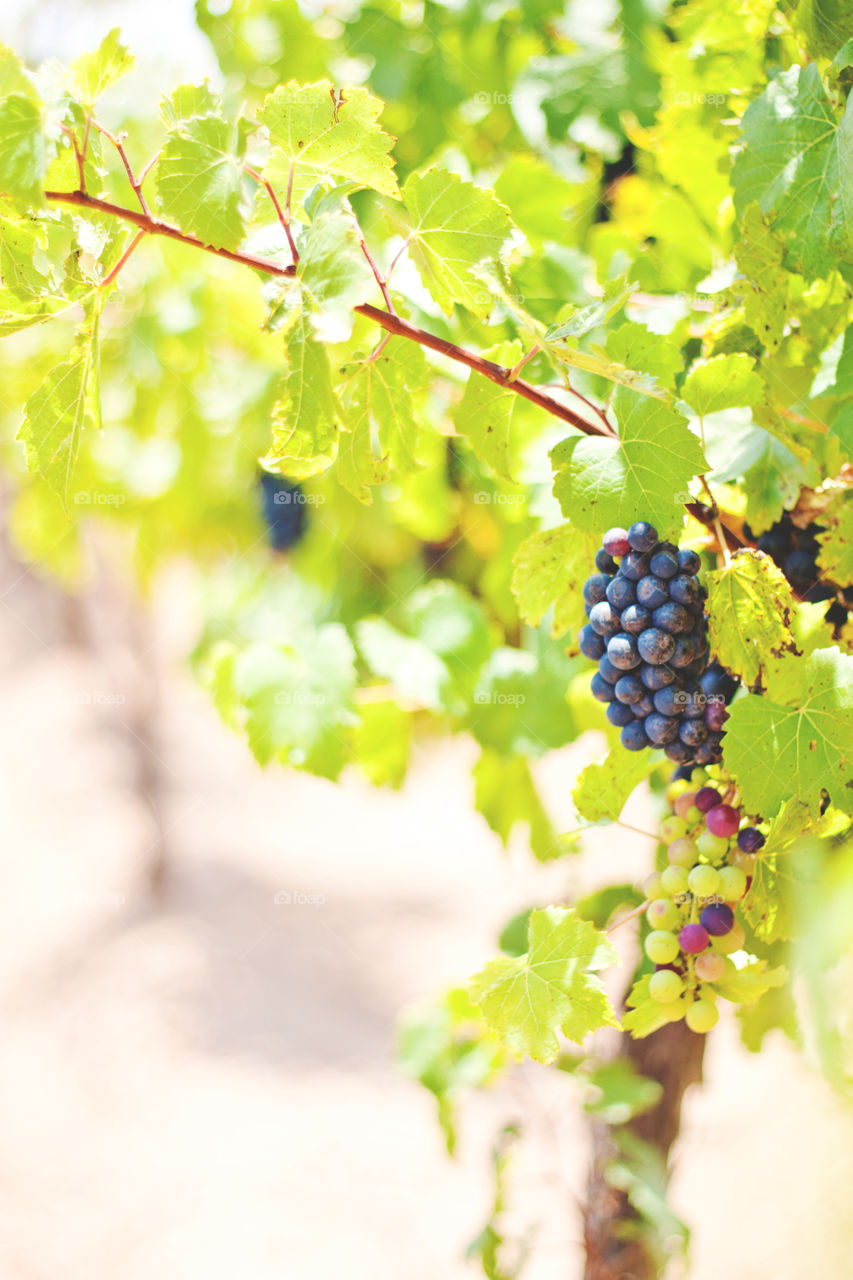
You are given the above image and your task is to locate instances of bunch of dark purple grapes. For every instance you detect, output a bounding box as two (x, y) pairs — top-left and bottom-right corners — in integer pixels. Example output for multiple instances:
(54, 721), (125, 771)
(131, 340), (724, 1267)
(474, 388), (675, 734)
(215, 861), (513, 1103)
(746, 512), (849, 632)
(579, 521), (730, 765)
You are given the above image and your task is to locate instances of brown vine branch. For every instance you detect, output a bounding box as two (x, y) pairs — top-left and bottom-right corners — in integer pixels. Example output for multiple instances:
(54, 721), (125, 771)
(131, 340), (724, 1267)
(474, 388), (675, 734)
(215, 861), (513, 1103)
(245, 165), (299, 266)
(89, 121), (152, 216)
(100, 229), (146, 288)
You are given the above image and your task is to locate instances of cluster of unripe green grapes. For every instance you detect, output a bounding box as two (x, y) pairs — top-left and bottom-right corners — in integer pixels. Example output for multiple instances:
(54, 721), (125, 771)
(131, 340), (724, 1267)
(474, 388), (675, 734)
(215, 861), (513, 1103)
(641, 768), (765, 1033)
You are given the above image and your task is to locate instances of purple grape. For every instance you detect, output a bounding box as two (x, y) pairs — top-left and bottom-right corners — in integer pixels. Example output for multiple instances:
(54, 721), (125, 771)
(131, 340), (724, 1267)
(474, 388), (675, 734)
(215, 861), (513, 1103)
(670, 574), (701, 605)
(591, 672), (617, 702)
(644, 712), (680, 745)
(598, 655), (621, 684)
(620, 720), (650, 751)
(653, 686), (687, 717)
(589, 601), (620, 636)
(607, 700), (635, 728)
(583, 574), (612, 606)
(578, 624), (606, 661)
(699, 663), (738, 703)
(595, 548), (618, 573)
(784, 549), (817, 591)
(679, 691), (705, 718)
(606, 576), (636, 610)
(679, 718), (707, 747)
(676, 548), (701, 575)
(693, 739), (720, 765)
(669, 634), (698, 668)
(636, 576), (670, 609)
(632, 693), (655, 717)
(627, 521), (659, 552)
(607, 634), (641, 670)
(640, 663), (676, 690)
(620, 604), (652, 634)
(614, 674), (646, 704)
(665, 740), (695, 763)
(650, 547), (679, 579)
(679, 923), (709, 953)
(700, 903), (735, 936)
(621, 550), (653, 580)
(737, 827), (765, 853)
(651, 602), (691, 634)
(603, 528), (631, 557)
(704, 700), (729, 732)
(694, 786), (721, 812)
(637, 628), (677, 665)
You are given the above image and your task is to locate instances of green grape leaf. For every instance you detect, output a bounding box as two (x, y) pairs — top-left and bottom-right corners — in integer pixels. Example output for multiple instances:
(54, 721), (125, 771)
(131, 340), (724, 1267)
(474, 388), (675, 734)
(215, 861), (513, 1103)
(0, 290), (71, 334)
(265, 305), (339, 479)
(468, 907), (619, 1062)
(401, 167), (512, 317)
(352, 699), (411, 788)
(511, 523), (598, 639)
(69, 28), (134, 104)
(356, 617), (452, 714)
(228, 628), (357, 778)
(681, 353), (763, 417)
(160, 81), (219, 128)
(473, 748), (560, 862)
(714, 960), (788, 1005)
(605, 322), (682, 390)
(0, 45), (37, 101)
(296, 209), (374, 343)
(338, 340), (429, 501)
(817, 493), (853, 586)
(731, 64), (842, 281)
(621, 974), (691, 1038)
(551, 386), (706, 540)
(573, 742), (656, 822)
(723, 648), (853, 816)
(494, 153), (589, 244)
(0, 94), (45, 209)
(704, 418), (807, 535)
(17, 305), (100, 504)
(705, 551), (799, 689)
(545, 274), (634, 341)
(469, 645), (576, 756)
(259, 80), (399, 210)
(582, 1059), (662, 1123)
(734, 203), (786, 351)
(157, 109), (245, 250)
(453, 340), (522, 480)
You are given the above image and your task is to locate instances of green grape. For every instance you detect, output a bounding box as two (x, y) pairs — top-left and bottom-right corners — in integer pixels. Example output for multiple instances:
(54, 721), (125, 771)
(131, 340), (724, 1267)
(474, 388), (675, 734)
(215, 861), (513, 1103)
(649, 969), (684, 1003)
(647, 898), (680, 931)
(686, 999), (719, 1033)
(690, 768), (708, 786)
(711, 922), (745, 955)
(661, 815), (688, 842)
(694, 951), (726, 982)
(645, 930), (680, 964)
(661, 865), (689, 896)
(717, 865), (747, 901)
(696, 830), (729, 860)
(644, 871), (664, 899)
(684, 806), (702, 826)
(668, 836), (699, 868)
(687, 864), (720, 898)
(665, 779), (691, 805)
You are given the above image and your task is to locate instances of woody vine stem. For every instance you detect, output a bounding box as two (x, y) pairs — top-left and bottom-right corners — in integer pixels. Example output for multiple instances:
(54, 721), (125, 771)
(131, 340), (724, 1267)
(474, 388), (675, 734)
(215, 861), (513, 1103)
(44, 119), (744, 553)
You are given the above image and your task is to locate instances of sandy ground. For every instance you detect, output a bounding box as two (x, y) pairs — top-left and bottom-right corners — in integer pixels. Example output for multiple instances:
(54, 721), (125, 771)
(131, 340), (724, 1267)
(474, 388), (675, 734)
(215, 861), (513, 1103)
(0, 557), (850, 1280)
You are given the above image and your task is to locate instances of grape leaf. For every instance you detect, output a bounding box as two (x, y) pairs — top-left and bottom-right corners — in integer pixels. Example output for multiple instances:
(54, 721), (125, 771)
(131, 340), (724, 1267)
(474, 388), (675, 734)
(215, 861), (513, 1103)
(705, 551), (799, 689)
(714, 960), (788, 1004)
(551, 386), (706, 540)
(545, 274), (634, 341)
(511, 523), (598, 639)
(265, 306), (339, 478)
(160, 82), (219, 129)
(401, 167), (512, 317)
(681, 353), (763, 417)
(473, 748), (560, 862)
(734, 202), (786, 351)
(356, 618), (452, 714)
(338, 340), (428, 501)
(494, 153), (588, 243)
(17, 306), (100, 504)
(70, 28), (133, 104)
(0, 94), (45, 208)
(352, 699), (411, 788)
(468, 906), (619, 1062)
(572, 742), (655, 822)
(731, 64), (842, 281)
(260, 80), (399, 210)
(817, 492), (853, 586)
(469, 646), (577, 756)
(621, 974), (690, 1038)
(605, 322), (682, 390)
(723, 648), (853, 816)
(453, 340), (522, 480)
(703, 417), (807, 535)
(157, 107), (245, 251)
(0, 46), (36, 101)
